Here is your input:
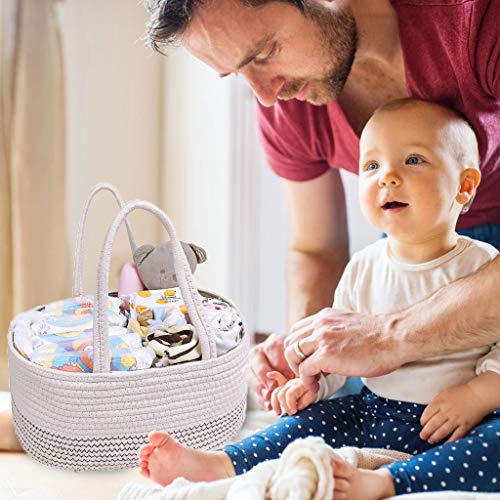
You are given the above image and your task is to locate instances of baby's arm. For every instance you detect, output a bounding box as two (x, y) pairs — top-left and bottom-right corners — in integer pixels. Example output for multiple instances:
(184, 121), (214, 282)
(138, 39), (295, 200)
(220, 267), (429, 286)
(420, 371), (500, 444)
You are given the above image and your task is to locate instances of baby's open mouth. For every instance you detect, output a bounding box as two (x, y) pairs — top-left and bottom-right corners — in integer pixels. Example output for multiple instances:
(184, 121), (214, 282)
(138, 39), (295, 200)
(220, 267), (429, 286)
(382, 201), (409, 210)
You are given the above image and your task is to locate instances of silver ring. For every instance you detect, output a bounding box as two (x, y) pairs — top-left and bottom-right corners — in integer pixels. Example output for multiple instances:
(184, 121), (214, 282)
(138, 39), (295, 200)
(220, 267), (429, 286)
(293, 339), (307, 361)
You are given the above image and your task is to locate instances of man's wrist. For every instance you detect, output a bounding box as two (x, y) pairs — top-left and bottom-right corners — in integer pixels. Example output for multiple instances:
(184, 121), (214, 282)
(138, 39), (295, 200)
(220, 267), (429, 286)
(381, 311), (415, 366)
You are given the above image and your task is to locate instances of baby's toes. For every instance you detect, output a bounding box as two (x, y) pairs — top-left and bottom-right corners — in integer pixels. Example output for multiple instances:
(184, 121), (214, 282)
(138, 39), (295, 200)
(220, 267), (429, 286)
(331, 458), (353, 479)
(138, 444), (155, 459)
(140, 461), (151, 477)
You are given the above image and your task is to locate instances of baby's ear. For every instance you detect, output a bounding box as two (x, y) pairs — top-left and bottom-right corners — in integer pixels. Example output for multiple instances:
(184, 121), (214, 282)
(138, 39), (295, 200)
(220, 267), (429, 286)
(456, 168), (481, 205)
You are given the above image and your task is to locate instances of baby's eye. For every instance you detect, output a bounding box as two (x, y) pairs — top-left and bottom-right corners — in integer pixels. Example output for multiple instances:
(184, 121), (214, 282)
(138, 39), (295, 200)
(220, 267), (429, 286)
(364, 161), (379, 171)
(405, 155), (423, 165)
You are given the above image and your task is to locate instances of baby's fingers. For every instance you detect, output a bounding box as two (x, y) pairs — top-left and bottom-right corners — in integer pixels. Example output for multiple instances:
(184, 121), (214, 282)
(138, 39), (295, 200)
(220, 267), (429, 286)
(426, 420), (457, 444)
(296, 390), (317, 411)
(420, 403), (440, 426)
(271, 388), (283, 416)
(420, 411), (448, 442)
(283, 387), (299, 415)
(445, 426), (468, 444)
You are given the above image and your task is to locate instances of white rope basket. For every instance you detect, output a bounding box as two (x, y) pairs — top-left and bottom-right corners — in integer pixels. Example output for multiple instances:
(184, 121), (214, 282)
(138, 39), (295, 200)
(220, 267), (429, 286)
(7, 185), (249, 471)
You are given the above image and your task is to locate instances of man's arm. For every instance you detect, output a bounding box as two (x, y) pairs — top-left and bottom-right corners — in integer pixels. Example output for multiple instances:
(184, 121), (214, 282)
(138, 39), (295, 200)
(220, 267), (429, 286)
(247, 169), (350, 407)
(285, 169), (350, 325)
(392, 253), (500, 363)
(284, 252), (500, 384)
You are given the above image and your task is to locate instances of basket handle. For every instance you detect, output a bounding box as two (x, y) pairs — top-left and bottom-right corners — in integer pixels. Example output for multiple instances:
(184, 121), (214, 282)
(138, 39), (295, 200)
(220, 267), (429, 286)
(92, 200), (218, 372)
(72, 183), (137, 296)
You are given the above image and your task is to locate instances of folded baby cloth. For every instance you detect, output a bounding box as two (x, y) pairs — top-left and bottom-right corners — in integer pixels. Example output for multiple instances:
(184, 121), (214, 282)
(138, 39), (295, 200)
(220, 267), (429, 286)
(28, 328), (156, 372)
(32, 295), (126, 335)
(201, 298), (243, 357)
(127, 289), (189, 339)
(146, 324), (202, 366)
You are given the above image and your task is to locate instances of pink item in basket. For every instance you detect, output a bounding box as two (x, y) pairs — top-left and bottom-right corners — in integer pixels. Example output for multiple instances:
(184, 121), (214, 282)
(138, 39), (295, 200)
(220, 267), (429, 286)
(118, 262), (145, 297)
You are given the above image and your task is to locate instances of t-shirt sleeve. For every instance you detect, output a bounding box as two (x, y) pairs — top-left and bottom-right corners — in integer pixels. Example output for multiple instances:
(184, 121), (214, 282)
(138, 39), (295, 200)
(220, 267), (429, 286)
(476, 342), (500, 375)
(256, 100), (332, 182)
(315, 373), (347, 402)
(471, 0), (500, 98)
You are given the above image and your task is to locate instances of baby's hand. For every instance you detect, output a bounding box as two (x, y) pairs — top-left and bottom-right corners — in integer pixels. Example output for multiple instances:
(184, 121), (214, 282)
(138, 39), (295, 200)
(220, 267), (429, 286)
(420, 384), (486, 444)
(268, 372), (318, 416)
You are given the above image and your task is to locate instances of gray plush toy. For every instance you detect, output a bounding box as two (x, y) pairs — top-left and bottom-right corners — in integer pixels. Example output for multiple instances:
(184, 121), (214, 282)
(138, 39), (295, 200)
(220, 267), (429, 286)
(133, 241), (207, 290)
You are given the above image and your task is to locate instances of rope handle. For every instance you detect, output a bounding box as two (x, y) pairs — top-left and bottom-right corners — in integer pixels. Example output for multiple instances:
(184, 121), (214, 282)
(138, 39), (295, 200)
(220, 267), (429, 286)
(72, 183), (137, 296)
(92, 200), (217, 372)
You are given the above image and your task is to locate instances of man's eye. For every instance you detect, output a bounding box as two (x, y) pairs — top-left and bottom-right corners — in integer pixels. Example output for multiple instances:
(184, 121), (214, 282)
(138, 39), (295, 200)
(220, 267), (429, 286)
(406, 155), (423, 165)
(365, 161), (379, 171)
(254, 44), (278, 65)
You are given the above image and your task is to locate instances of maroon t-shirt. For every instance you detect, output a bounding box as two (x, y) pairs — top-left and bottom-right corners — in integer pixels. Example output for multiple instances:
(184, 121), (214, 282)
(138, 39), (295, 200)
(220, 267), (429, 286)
(256, 0), (500, 229)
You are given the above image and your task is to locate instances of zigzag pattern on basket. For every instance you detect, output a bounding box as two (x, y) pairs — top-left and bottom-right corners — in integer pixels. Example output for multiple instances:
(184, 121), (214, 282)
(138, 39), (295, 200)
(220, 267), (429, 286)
(13, 398), (246, 471)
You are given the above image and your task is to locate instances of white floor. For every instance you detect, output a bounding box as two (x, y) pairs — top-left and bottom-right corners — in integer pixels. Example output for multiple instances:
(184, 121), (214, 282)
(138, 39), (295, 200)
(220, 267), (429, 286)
(0, 392), (272, 500)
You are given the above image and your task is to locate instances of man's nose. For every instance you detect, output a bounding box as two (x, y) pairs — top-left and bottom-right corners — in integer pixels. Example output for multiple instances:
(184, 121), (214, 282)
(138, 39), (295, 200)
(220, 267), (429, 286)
(378, 167), (402, 188)
(246, 75), (285, 107)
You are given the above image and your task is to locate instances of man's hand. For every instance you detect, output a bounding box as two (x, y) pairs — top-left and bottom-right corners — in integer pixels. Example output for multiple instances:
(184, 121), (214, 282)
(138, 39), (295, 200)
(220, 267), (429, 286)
(247, 333), (296, 410)
(420, 384), (488, 444)
(283, 307), (405, 391)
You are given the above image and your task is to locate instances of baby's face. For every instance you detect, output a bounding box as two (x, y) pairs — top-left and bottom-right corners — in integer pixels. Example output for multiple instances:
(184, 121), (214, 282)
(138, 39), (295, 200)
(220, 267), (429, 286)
(358, 106), (464, 242)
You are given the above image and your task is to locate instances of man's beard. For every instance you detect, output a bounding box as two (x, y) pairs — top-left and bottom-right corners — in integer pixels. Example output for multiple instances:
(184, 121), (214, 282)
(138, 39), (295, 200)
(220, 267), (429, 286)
(279, 6), (358, 106)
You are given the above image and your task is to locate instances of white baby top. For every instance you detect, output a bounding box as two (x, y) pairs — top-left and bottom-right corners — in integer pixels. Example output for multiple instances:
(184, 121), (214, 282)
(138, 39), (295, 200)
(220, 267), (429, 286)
(316, 236), (500, 405)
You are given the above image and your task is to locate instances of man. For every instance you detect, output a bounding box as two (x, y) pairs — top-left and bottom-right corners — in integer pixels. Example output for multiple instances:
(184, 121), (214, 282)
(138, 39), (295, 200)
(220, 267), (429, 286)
(144, 0), (499, 407)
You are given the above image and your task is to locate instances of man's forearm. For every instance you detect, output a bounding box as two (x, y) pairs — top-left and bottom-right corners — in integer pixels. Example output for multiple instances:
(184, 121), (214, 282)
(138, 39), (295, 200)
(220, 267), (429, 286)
(390, 254), (500, 364)
(287, 248), (349, 327)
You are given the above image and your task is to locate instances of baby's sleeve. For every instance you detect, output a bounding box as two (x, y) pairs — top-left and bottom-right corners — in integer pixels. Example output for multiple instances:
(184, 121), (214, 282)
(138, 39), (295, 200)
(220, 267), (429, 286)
(315, 373), (347, 402)
(476, 342), (500, 375)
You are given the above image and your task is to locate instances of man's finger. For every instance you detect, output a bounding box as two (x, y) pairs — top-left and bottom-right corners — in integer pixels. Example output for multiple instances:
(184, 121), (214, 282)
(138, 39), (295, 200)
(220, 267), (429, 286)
(284, 334), (318, 375)
(248, 348), (274, 389)
(288, 314), (316, 335)
(299, 373), (320, 393)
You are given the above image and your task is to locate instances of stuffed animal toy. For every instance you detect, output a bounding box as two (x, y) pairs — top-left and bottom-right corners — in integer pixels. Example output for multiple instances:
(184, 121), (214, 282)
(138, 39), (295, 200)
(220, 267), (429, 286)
(133, 241), (207, 290)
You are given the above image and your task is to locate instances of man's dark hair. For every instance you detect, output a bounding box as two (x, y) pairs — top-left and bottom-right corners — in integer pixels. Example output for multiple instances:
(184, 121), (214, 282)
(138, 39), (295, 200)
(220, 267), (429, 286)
(144, 0), (306, 53)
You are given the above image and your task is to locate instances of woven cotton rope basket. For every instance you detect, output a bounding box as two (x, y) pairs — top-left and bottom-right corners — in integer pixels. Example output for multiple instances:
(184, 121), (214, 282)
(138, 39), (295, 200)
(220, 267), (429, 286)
(7, 185), (249, 471)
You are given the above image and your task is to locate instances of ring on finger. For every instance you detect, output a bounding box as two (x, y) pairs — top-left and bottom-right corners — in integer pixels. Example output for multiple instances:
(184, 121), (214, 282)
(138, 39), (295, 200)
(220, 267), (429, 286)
(293, 339), (307, 361)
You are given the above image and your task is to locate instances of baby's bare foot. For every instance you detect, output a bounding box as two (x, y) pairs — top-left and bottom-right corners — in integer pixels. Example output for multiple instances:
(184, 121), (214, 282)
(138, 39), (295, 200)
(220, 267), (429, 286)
(0, 410), (23, 452)
(332, 458), (395, 500)
(138, 431), (234, 487)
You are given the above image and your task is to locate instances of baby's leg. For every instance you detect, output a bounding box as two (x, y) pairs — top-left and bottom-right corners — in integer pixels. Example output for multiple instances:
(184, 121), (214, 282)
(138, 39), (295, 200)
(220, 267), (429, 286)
(139, 392), (370, 487)
(0, 410), (23, 452)
(224, 393), (371, 475)
(382, 411), (500, 494)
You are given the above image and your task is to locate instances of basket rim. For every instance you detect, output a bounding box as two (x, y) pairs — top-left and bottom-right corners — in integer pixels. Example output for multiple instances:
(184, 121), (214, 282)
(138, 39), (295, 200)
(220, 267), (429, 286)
(8, 287), (249, 382)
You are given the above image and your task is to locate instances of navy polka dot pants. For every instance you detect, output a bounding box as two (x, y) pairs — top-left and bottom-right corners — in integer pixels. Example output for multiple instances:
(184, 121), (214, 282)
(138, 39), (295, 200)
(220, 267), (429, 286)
(222, 388), (500, 494)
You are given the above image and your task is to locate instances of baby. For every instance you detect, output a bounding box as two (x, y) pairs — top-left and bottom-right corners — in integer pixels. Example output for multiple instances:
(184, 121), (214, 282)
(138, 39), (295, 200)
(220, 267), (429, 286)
(139, 98), (500, 498)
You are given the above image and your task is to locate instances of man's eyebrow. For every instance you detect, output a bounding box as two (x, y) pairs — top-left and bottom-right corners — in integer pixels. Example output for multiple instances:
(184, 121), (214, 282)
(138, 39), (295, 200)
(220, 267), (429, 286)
(218, 35), (274, 78)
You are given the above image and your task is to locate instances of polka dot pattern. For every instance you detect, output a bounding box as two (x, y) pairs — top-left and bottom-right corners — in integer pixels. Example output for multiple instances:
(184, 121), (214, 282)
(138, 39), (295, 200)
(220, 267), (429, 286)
(223, 388), (500, 494)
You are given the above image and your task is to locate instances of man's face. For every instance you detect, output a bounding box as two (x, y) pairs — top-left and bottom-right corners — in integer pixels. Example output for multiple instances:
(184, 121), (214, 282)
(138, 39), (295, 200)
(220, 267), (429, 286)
(181, 0), (357, 106)
(358, 105), (466, 243)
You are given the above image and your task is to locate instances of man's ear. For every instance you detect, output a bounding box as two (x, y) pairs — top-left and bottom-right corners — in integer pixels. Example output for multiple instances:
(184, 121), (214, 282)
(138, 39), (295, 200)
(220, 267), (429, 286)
(456, 168), (481, 205)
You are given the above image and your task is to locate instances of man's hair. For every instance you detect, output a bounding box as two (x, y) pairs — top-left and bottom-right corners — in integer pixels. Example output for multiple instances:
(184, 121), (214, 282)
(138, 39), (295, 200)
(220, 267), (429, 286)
(373, 97), (480, 214)
(144, 0), (306, 52)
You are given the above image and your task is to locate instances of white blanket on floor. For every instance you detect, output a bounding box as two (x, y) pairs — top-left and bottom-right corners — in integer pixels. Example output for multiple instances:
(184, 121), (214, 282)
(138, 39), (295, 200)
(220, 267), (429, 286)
(116, 437), (499, 500)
